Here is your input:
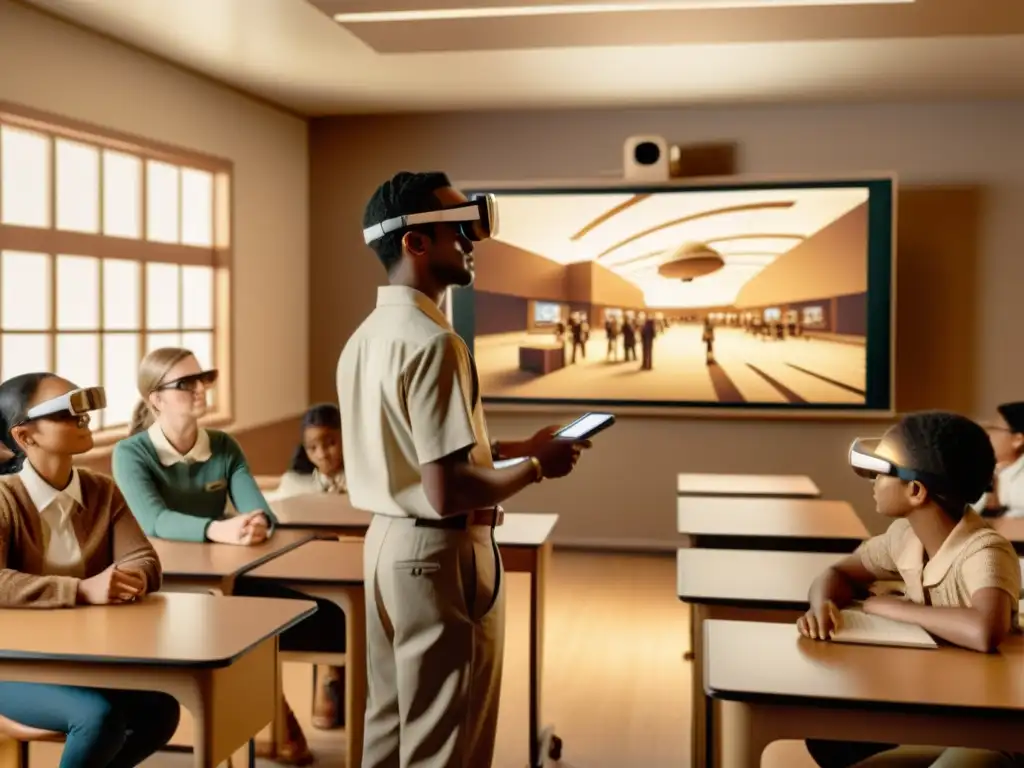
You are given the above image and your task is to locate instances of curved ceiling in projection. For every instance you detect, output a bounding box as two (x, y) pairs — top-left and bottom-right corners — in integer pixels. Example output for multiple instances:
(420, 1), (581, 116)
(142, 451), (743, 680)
(489, 186), (870, 308)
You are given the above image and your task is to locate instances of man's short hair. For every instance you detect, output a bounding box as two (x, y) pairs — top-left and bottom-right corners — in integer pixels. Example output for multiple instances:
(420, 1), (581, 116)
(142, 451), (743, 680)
(362, 171), (451, 273)
(890, 410), (995, 519)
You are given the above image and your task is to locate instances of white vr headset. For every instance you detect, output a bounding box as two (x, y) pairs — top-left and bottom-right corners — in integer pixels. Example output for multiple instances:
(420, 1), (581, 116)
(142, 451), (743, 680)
(363, 194), (499, 245)
(18, 386), (106, 426)
(848, 437), (960, 500)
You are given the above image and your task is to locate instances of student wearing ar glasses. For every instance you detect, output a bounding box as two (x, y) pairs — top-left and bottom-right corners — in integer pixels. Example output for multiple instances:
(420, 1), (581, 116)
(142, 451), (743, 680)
(798, 411), (1022, 768)
(0, 373), (179, 768)
(976, 401), (1024, 517)
(111, 347), (345, 765)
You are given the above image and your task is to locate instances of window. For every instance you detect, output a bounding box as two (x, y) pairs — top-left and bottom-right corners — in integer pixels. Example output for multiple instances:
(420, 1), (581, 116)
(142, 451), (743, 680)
(0, 105), (232, 436)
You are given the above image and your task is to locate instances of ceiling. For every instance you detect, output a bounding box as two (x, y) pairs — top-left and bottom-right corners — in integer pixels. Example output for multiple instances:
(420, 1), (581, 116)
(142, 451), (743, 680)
(486, 186), (868, 308)
(18, 0), (1024, 115)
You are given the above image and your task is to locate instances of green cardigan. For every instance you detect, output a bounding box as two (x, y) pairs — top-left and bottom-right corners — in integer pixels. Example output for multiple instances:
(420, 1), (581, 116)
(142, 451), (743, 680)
(112, 429), (277, 542)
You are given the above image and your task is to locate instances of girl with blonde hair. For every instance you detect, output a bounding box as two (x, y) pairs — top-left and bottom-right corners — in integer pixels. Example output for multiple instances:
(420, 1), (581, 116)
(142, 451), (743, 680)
(112, 348), (346, 764)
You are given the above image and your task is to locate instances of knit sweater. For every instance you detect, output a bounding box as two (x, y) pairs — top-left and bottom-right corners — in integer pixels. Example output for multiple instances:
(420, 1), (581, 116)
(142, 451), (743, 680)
(0, 469), (162, 608)
(111, 429), (276, 542)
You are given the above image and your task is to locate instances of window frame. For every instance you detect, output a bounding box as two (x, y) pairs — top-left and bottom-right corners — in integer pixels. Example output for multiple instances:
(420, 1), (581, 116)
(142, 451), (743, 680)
(0, 102), (234, 449)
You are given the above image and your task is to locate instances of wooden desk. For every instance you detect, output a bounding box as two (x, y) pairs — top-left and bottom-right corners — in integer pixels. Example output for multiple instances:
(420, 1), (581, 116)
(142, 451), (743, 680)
(0, 593), (314, 768)
(704, 619), (1024, 768)
(677, 497), (868, 552)
(260, 502), (562, 768)
(677, 548), (842, 768)
(151, 529), (315, 594)
(238, 539), (365, 768)
(991, 517), (1024, 555)
(676, 473), (820, 498)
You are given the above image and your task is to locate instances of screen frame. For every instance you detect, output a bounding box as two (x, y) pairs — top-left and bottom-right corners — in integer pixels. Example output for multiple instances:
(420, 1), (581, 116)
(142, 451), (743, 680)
(447, 172), (897, 421)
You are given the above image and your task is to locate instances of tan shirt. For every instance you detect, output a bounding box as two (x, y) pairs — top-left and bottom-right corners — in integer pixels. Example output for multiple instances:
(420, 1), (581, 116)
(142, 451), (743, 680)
(857, 509), (1020, 628)
(0, 469), (162, 608)
(337, 286), (492, 519)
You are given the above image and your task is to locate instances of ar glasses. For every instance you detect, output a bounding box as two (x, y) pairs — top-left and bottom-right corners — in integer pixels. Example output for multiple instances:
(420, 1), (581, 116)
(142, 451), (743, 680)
(363, 194), (499, 245)
(157, 369), (218, 393)
(849, 437), (955, 499)
(17, 386), (106, 426)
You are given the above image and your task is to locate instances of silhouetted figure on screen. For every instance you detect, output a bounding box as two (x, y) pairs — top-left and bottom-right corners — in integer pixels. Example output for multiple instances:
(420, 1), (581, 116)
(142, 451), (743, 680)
(640, 316), (656, 370)
(570, 312), (586, 364)
(703, 317), (715, 365)
(622, 312), (637, 362)
(605, 316), (620, 360)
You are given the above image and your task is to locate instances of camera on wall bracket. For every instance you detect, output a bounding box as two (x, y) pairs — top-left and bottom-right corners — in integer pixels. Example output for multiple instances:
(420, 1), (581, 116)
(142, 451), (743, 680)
(623, 135), (671, 182)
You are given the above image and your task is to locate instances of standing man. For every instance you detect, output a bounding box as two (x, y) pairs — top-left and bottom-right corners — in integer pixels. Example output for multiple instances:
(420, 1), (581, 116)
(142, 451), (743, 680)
(338, 171), (588, 768)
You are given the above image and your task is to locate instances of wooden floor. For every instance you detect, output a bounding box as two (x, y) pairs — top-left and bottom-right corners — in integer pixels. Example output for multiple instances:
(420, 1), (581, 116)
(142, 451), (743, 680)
(16, 551), (950, 768)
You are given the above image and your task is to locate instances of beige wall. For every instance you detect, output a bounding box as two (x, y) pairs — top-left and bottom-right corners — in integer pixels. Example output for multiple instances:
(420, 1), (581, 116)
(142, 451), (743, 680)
(735, 202), (868, 308)
(310, 102), (1024, 548)
(0, 1), (309, 431)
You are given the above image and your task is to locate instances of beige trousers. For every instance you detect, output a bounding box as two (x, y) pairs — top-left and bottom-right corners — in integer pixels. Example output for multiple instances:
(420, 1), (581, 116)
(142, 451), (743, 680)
(361, 515), (506, 768)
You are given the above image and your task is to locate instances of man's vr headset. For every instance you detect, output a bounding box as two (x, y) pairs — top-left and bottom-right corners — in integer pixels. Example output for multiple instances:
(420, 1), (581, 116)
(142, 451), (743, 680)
(363, 194), (498, 245)
(17, 386), (106, 426)
(849, 437), (960, 501)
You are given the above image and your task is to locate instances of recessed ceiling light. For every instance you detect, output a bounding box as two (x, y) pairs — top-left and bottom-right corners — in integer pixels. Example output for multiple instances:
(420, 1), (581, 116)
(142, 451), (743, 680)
(334, 0), (914, 24)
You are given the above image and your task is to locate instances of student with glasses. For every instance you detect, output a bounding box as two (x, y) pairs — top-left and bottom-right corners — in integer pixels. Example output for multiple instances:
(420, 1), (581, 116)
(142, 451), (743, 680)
(976, 402), (1024, 517)
(111, 347), (345, 765)
(0, 372), (180, 768)
(797, 411), (1022, 768)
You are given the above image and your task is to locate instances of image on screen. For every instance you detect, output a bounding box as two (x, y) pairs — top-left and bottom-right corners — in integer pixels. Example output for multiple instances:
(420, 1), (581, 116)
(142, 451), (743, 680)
(450, 179), (894, 412)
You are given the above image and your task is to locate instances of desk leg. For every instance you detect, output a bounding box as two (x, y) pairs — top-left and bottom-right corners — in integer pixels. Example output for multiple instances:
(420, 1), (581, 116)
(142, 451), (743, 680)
(712, 699), (771, 768)
(337, 587), (367, 768)
(527, 541), (560, 768)
(679, 535), (694, 661)
(689, 604), (708, 768)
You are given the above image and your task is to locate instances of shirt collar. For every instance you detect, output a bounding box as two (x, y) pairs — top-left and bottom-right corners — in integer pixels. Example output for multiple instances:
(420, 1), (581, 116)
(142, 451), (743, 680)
(19, 460), (82, 522)
(895, 508), (991, 588)
(148, 423), (213, 467)
(376, 286), (452, 331)
(313, 468), (346, 493)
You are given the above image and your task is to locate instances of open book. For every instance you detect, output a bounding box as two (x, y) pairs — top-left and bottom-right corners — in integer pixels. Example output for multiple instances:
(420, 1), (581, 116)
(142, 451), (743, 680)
(830, 607), (939, 649)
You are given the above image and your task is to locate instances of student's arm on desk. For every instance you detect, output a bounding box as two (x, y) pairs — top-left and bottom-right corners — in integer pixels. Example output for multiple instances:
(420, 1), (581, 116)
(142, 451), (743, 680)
(108, 485), (163, 594)
(222, 433), (278, 531)
(0, 510), (78, 608)
(801, 533), (897, 640)
(112, 441), (212, 543)
(862, 546), (1019, 653)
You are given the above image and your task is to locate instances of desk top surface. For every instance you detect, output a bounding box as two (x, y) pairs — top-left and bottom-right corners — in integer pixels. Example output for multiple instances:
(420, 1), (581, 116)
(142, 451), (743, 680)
(270, 494), (558, 546)
(677, 549), (842, 604)
(0, 592), (314, 668)
(677, 473), (820, 498)
(705, 619), (1024, 711)
(677, 497), (869, 540)
(151, 528), (313, 578)
(243, 539), (364, 584)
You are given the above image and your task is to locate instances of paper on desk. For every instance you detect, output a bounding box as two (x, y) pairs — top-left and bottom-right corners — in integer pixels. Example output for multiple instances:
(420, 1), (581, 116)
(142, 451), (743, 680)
(830, 608), (938, 649)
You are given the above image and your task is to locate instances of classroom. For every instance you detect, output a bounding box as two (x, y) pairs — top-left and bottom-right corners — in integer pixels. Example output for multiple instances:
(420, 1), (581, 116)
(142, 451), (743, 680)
(1, 1), (1024, 767)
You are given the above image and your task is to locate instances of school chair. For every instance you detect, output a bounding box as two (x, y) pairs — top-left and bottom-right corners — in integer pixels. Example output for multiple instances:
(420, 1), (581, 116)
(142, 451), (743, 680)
(0, 714), (62, 768)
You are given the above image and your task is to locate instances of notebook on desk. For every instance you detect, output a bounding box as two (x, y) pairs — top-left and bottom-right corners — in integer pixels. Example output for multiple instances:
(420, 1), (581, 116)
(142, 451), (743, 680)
(830, 608), (939, 649)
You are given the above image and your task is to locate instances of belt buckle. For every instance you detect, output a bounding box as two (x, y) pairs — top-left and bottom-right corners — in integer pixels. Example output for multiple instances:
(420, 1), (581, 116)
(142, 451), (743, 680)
(492, 505), (504, 527)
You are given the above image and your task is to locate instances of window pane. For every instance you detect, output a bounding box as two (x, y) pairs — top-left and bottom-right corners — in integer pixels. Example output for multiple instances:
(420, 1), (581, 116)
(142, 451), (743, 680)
(181, 265), (213, 328)
(1, 251), (51, 330)
(1, 126), (49, 228)
(56, 333), (99, 390)
(103, 150), (141, 238)
(147, 332), (181, 353)
(103, 259), (140, 330)
(181, 168), (213, 247)
(146, 161), (179, 243)
(56, 255), (99, 330)
(101, 333), (139, 429)
(145, 263), (179, 330)
(55, 139), (99, 233)
(181, 331), (212, 370)
(1, 334), (49, 380)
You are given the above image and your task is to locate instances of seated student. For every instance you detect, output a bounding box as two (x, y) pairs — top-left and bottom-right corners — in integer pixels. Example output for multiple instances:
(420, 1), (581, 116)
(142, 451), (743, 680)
(798, 411), (1022, 768)
(275, 403), (346, 730)
(276, 403), (346, 499)
(976, 402), (1024, 517)
(0, 373), (180, 768)
(111, 348), (346, 765)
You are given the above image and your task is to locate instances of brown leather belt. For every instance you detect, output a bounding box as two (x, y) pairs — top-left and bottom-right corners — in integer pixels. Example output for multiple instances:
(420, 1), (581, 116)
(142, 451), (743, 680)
(414, 507), (504, 529)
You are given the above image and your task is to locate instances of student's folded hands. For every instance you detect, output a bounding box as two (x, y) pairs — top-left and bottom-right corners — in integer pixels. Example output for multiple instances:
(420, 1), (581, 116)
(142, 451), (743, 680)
(797, 599), (843, 641)
(77, 564), (147, 605)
